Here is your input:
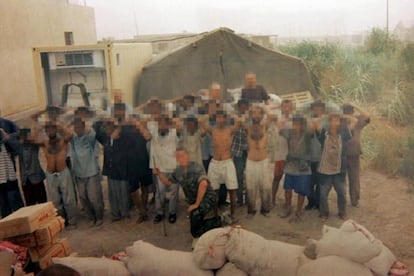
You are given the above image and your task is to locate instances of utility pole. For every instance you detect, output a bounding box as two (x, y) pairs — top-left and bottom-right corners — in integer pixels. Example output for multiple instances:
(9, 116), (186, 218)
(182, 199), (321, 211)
(386, 0), (389, 36)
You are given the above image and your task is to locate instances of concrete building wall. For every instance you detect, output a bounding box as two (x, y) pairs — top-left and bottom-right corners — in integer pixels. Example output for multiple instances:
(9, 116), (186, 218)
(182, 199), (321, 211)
(0, 0), (96, 116)
(109, 43), (153, 105)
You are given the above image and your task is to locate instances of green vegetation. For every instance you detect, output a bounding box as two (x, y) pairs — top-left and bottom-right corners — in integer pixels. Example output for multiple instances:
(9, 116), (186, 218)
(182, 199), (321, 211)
(278, 28), (414, 183)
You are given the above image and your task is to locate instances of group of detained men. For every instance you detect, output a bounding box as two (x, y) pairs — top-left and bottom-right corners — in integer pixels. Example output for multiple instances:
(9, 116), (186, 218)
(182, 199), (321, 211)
(0, 72), (369, 240)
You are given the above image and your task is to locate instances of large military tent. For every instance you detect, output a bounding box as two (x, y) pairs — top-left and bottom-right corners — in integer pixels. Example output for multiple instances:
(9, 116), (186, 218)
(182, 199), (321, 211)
(135, 28), (315, 104)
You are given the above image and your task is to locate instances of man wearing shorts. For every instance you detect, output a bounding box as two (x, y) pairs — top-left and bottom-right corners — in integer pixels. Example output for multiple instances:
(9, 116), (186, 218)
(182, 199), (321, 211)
(124, 119), (152, 223)
(200, 110), (239, 221)
(279, 116), (313, 221)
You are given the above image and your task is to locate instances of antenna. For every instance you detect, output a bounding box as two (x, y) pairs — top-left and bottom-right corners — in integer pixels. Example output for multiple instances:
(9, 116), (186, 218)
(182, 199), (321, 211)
(132, 0), (139, 36)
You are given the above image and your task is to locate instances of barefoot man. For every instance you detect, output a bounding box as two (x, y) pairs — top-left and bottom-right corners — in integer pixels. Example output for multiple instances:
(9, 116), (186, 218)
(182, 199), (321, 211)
(244, 105), (274, 217)
(200, 110), (239, 221)
(35, 121), (78, 229)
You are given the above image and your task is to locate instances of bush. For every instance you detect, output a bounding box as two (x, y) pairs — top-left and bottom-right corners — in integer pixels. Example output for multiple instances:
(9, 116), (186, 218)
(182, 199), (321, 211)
(364, 28), (399, 56)
(361, 120), (407, 175)
(400, 43), (414, 81)
(278, 41), (339, 92)
(401, 133), (414, 179)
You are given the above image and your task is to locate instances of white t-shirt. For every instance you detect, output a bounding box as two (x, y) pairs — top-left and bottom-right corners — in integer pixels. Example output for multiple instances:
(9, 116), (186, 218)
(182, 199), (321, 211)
(149, 128), (178, 173)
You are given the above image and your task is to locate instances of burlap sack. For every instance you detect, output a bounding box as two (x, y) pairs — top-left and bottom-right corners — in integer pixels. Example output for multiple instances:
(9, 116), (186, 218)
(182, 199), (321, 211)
(225, 227), (305, 276)
(192, 227), (229, 270)
(364, 241), (397, 276)
(215, 262), (247, 276)
(297, 255), (373, 276)
(126, 240), (213, 276)
(52, 256), (130, 276)
(315, 225), (381, 263)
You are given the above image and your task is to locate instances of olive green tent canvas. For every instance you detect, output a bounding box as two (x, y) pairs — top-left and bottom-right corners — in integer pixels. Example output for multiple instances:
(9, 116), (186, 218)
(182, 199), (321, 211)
(135, 28), (315, 104)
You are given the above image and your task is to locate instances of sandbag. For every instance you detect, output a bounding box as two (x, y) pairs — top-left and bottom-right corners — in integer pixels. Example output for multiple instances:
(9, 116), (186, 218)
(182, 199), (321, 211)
(364, 241), (397, 276)
(297, 255), (373, 276)
(340, 220), (376, 242)
(225, 227), (305, 276)
(215, 262), (247, 276)
(52, 256), (130, 276)
(126, 240), (213, 276)
(315, 225), (381, 264)
(193, 227), (229, 270)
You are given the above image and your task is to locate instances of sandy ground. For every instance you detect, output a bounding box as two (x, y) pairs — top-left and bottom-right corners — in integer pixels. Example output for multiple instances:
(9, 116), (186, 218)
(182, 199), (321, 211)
(59, 168), (414, 270)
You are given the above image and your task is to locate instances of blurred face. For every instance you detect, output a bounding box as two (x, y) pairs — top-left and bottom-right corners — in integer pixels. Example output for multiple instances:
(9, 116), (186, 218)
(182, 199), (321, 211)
(20, 130), (30, 141)
(186, 121), (197, 134)
(329, 116), (341, 131)
(281, 102), (293, 116)
(150, 103), (161, 115)
(245, 73), (257, 87)
(251, 108), (264, 124)
(208, 102), (217, 115)
(183, 98), (193, 108)
(238, 103), (249, 115)
(114, 93), (122, 103)
(114, 109), (126, 122)
(312, 106), (325, 117)
(158, 119), (169, 134)
(105, 124), (115, 136)
(48, 111), (59, 122)
(45, 126), (57, 138)
(176, 150), (189, 167)
(292, 120), (304, 133)
(210, 85), (221, 100)
(74, 122), (85, 137)
(76, 110), (88, 120)
(216, 114), (226, 127)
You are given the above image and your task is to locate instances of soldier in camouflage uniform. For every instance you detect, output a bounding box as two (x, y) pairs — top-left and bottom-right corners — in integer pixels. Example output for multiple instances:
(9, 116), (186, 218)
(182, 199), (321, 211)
(154, 147), (221, 238)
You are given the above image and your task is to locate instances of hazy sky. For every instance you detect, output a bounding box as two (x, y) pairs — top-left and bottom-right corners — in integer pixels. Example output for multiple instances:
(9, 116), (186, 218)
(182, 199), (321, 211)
(79, 0), (414, 39)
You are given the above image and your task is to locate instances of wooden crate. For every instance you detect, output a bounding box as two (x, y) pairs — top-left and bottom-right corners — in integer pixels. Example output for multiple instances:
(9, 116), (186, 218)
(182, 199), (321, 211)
(38, 238), (72, 269)
(0, 202), (56, 239)
(280, 91), (314, 107)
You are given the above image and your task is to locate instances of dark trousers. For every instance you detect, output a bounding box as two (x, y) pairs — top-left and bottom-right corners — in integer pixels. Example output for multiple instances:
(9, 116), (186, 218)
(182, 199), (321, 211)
(22, 180), (47, 206)
(203, 157), (212, 173)
(190, 209), (222, 238)
(233, 153), (247, 205)
(319, 173), (346, 217)
(0, 180), (24, 218)
(307, 162), (321, 208)
(347, 155), (361, 206)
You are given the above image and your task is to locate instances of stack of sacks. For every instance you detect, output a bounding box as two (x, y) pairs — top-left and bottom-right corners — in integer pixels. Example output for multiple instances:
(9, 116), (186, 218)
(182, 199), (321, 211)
(125, 240), (213, 276)
(299, 220), (399, 276)
(0, 202), (71, 269)
(193, 226), (308, 276)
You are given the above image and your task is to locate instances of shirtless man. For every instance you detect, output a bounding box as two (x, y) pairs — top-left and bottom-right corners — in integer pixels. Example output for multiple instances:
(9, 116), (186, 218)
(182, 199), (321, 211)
(35, 121), (78, 229)
(200, 110), (239, 220)
(244, 105), (274, 217)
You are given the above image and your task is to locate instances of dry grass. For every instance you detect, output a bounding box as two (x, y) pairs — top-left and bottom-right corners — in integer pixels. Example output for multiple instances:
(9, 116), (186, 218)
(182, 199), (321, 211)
(361, 116), (408, 176)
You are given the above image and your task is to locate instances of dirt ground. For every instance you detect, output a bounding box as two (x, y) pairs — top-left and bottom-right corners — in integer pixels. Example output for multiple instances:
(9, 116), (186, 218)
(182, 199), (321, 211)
(59, 168), (414, 270)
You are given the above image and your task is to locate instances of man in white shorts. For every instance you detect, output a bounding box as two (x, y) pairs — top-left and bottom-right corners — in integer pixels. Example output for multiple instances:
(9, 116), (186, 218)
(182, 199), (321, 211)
(200, 110), (239, 220)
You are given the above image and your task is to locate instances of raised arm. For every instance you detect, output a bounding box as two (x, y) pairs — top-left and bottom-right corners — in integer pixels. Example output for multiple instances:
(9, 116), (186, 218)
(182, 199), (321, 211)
(57, 122), (73, 142)
(199, 115), (213, 133)
(135, 119), (152, 141)
(349, 102), (370, 120)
